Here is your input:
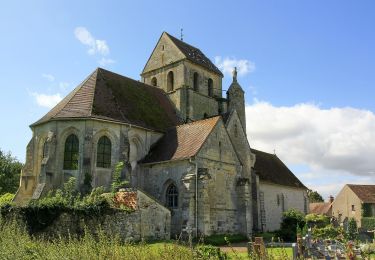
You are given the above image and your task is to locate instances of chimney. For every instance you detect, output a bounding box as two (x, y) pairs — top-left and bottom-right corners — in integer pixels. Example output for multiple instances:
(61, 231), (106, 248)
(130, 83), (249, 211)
(329, 195), (334, 203)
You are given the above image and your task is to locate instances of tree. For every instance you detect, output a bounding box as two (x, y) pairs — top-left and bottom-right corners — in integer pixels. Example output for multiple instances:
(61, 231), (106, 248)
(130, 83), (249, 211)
(0, 149), (23, 195)
(276, 208), (306, 242)
(307, 189), (324, 203)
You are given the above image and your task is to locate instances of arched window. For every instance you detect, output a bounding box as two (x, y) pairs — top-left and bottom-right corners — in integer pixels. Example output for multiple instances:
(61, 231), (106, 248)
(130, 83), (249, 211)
(64, 134), (79, 170)
(43, 141), (48, 158)
(166, 183), (178, 208)
(167, 71), (174, 92)
(97, 136), (111, 168)
(193, 72), (199, 91)
(151, 77), (157, 87)
(234, 124), (238, 138)
(208, 78), (213, 97)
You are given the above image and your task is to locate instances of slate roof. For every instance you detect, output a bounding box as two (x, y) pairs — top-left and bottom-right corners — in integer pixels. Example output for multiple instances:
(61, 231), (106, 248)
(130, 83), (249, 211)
(142, 116), (220, 164)
(251, 149), (307, 189)
(31, 68), (180, 131)
(347, 184), (375, 203)
(166, 32), (223, 77)
(309, 202), (332, 215)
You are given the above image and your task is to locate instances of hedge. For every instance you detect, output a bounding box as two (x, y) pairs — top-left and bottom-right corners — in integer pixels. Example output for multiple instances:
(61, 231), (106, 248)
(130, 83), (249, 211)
(361, 217), (375, 230)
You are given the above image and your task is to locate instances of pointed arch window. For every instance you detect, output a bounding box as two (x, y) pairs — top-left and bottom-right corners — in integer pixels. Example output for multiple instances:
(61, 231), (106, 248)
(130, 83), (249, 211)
(208, 78), (213, 97)
(97, 136), (111, 168)
(193, 72), (199, 91)
(64, 134), (79, 170)
(166, 183), (178, 208)
(43, 141), (48, 158)
(167, 71), (174, 91)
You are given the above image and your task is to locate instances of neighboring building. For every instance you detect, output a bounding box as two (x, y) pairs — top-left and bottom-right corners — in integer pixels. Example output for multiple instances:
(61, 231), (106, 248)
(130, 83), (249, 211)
(251, 149), (308, 232)
(309, 196), (334, 217)
(14, 32), (308, 237)
(332, 184), (375, 228)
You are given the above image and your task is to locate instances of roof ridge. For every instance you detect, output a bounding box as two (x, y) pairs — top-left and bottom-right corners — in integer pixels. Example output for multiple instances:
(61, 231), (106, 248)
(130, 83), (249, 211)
(31, 69), (99, 127)
(175, 116), (220, 128)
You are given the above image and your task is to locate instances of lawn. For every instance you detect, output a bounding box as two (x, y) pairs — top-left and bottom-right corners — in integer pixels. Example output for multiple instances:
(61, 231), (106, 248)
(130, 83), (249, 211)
(227, 247), (293, 260)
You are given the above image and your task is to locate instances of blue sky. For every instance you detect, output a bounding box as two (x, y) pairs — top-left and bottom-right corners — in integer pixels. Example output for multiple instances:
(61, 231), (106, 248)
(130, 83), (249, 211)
(1, 1), (374, 198)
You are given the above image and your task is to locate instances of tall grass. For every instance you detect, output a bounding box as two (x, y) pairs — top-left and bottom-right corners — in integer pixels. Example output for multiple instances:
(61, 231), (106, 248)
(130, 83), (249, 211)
(0, 218), (197, 260)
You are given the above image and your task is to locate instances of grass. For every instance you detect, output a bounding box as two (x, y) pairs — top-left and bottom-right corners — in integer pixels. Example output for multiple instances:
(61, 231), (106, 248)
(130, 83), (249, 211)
(203, 233), (248, 246)
(227, 247), (293, 259)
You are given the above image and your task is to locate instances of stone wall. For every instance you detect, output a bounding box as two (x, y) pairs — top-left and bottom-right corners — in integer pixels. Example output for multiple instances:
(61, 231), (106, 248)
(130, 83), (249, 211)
(259, 182), (308, 232)
(10, 190), (170, 241)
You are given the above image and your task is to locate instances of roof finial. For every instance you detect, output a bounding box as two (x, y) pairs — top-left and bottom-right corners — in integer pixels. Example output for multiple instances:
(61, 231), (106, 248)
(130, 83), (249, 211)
(232, 67), (237, 82)
(180, 28), (184, 41)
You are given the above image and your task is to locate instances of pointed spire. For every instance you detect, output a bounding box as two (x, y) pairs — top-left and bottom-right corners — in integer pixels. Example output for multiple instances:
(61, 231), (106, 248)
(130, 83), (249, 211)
(232, 67), (237, 82)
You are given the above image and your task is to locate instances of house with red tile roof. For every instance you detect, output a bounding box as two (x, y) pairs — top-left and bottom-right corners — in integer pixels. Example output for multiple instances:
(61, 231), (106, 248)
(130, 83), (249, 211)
(332, 184), (375, 229)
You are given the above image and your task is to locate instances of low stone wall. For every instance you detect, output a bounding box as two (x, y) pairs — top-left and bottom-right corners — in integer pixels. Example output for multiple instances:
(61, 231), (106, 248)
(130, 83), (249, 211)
(2, 190), (171, 241)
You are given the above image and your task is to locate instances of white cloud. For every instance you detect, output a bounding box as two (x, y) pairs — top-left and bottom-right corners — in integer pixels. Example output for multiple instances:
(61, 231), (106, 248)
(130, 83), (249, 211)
(42, 73), (55, 82)
(246, 101), (375, 177)
(74, 27), (109, 56)
(31, 92), (62, 108)
(215, 56), (255, 77)
(98, 57), (115, 66)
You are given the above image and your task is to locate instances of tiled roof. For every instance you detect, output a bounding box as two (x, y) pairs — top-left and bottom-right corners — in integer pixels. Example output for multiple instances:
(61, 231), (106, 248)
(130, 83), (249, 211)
(32, 68), (180, 131)
(113, 191), (137, 210)
(251, 149), (307, 189)
(309, 202), (332, 215)
(347, 184), (375, 203)
(142, 116), (220, 164)
(166, 33), (223, 77)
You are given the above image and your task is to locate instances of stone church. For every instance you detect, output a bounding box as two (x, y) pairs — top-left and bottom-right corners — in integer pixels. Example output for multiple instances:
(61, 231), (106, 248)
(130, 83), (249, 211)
(14, 32), (308, 236)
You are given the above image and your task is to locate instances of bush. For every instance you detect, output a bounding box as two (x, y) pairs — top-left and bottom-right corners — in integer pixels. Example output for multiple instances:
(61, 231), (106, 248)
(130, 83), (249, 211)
(346, 217), (358, 241)
(361, 217), (375, 230)
(195, 244), (228, 259)
(0, 193), (14, 207)
(276, 208), (305, 242)
(312, 224), (344, 240)
(202, 234), (247, 246)
(305, 213), (330, 228)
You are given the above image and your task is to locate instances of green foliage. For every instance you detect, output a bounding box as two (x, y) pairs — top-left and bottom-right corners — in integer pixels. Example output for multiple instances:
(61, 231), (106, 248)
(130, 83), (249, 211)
(346, 217), (358, 241)
(305, 213), (330, 227)
(111, 162), (128, 193)
(195, 244), (228, 259)
(362, 203), (373, 217)
(22, 178), (110, 233)
(0, 149), (23, 195)
(312, 225), (344, 240)
(276, 208), (305, 242)
(202, 234), (248, 246)
(0, 219), (199, 260)
(0, 193), (14, 208)
(253, 232), (277, 243)
(361, 217), (375, 230)
(307, 189), (324, 203)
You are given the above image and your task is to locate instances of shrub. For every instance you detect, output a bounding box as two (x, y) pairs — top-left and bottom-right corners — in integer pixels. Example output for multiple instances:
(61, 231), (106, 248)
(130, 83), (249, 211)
(0, 193), (14, 208)
(111, 162), (128, 193)
(361, 217), (375, 230)
(305, 213), (330, 228)
(195, 244), (228, 259)
(346, 217), (358, 241)
(276, 208), (305, 242)
(312, 224), (344, 240)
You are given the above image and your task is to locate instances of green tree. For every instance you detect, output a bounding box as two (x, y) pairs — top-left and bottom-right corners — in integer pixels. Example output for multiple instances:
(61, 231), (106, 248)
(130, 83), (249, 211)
(346, 218), (358, 241)
(307, 189), (324, 203)
(0, 149), (23, 195)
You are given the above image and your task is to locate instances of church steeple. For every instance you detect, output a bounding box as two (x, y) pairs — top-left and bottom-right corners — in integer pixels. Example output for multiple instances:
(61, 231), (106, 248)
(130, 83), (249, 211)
(227, 67), (246, 133)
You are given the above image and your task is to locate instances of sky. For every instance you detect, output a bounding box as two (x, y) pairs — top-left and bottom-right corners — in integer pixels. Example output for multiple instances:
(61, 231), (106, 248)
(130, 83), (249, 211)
(0, 0), (374, 199)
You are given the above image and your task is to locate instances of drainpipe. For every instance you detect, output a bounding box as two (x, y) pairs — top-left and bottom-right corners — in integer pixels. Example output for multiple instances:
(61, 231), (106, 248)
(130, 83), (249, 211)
(189, 158), (198, 237)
